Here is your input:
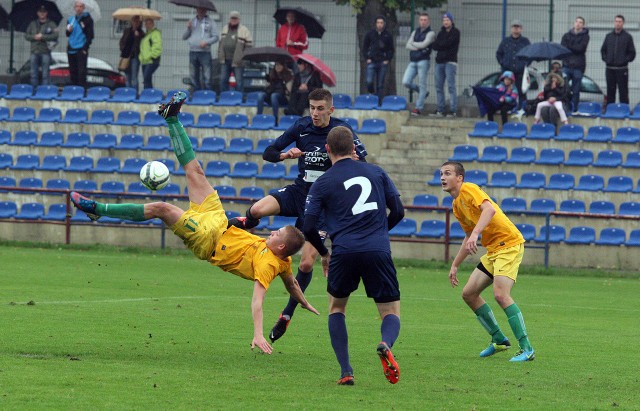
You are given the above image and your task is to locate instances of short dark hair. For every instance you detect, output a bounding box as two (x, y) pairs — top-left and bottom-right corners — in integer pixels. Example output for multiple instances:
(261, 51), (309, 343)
(441, 161), (465, 179)
(327, 126), (354, 157)
(615, 15), (625, 22)
(419, 12), (429, 18)
(282, 225), (305, 256)
(308, 88), (333, 105)
(576, 16), (585, 24)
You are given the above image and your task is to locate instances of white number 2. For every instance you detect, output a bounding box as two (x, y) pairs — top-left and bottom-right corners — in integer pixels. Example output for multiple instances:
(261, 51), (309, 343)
(344, 176), (378, 215)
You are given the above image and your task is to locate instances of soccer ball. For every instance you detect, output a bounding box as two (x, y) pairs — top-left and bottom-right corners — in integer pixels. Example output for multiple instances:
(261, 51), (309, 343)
(140, 161), (171, 191)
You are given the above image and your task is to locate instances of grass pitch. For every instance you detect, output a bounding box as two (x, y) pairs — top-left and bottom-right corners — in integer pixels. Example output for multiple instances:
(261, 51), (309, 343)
(1, 244), (639, 410)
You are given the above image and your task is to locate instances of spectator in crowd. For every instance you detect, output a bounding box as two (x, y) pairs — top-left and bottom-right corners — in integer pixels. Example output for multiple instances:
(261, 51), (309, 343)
(183, 7), (219, 91)
(65, 0), (94, 89)
(601, 15), (636, 106)
(218, 11), (252, 93)
(496, 20), (530, 110)
(285, 59), (323, 116)
(139, 18), (162, 90)
(550, 61), (563, 75)
(561, 16), (590, 113)
(534, 72), (569, 125)
(487, 71), (518, 125)
(403, 12), (435, 116)
(256, 61), (294, 123)
(362, 16), (394, 103)
(276, 11), (308, 58)
(431, 12), (460, 117)
(25, 5), (59, 87)
(119, 15), (144, 92)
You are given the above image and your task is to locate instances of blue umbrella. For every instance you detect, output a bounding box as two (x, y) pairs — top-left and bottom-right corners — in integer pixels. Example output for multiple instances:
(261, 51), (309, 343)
(0, 5), (9, 30)
(516, 42), (572, 62)
(472, 86), (504, 117)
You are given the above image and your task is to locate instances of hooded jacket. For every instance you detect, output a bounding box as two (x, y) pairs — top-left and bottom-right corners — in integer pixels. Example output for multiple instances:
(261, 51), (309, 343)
(431, 23), (460, 64)
(276, 22), (308, 55)
(66, 12), (93, 53)
(600, 29), (636, 68)
(543, 73), (568, 102)
(217, 23), (253, 67)
(182, 15), (219, 52)
(561, 27), (590, 72)
(362, 17), (394, 62)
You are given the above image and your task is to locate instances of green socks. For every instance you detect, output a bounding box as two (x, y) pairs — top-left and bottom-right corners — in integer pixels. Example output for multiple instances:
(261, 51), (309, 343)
(95, 203), (146, 222)
(504, 303), (533, 351)
(475, 303), (507, 344)
(165, 116), (195, 166)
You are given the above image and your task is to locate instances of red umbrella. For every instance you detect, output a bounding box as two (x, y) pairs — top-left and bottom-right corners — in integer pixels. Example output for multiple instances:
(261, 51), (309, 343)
(296, 53), (336, 87)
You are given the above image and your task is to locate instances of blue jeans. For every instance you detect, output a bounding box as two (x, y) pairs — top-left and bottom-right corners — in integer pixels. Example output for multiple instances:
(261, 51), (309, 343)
(402, 59), (430, 110)
(256, 92), (288, 120)
(435, 62), (457, 113)
(366, 61), (389, 102)
(563, 67), (583, 112)
(125, 56), (140, 92)
(142, 60), (160, 89)
(30, 52), (51, 86)
(189, 51), (212, 90)
(220, 60), (244, 92)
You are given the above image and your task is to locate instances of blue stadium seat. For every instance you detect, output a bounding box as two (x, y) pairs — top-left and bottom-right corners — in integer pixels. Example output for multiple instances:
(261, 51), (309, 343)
(613, 127), (640, 144)
(497, 122), (527, 139)
(214, 185), (237, 198)
(449, 145), (479, 162)
(379, 95), (407, 111)
(9, 106), (36, 122)
(43, 204), (68, 221)
(99, 181), (126, 197)
(172, 160), (200, 177)
(70, 208), (93, 223)
(0, 153), (13, 169)
(515, 223), (536, 241)
(216, 91), (243, 106)
(82, 86), (110, 102)
(596, 228), (626, 246)
(526, 123), (555, 140)
(341, 117), (359, 130)
(92, 157), (121, 173)
(555, 124), (584, 141)
(73, 179), (98, 192)
(333, 93), (352, 109)
(114, 110), (141, 126)
(166, 89), (190, 101)
(468, 121), (499, 138)
(575, 174), (604, 191)
(427, 169), (440, 186)
(192, 112), (222, 128)
(589, 200), (615, 215)
(604, 176), (633, 193)
(250, 138), (275, 155)
(189, 90), (217, 105)
(545, 173), (574, 190)
(89, 133), (117, 149)
(442, 196), (453, 209)
(274, 115), (300, 131)
(416, 220), (446, 238)
(40, 155), (67, 171)
(267, 216), (298, 230)
(63, 132), (90, 148)
(155, 158), (176, 172)
(285, 164), (299, 180)
(248, 114), (276, 130)
(177, 112), (195, 127)
(120, 158), (147, 174)
(34, 107), (62, 122)
(4, 84), (33, 100)
(144, 135), (171, 151)
(449, 222), (465, 239)
(353, 94), (379, 109)
(0, 107), (8, 121)
(156, 183), (181, 196)
(140, 111), (165, 126)
(530, 198), (556, 213)
(500, 197), (527, 213)
(239, 186), (265, 201)
(559, 199), (586, 213)
(515, 172), (546, 189)
(241, 91), (262, 107)
(465, 170), (488, 186)
(623, 152), (640, 168)
(57, 85), (85, 101)
(0, 83), (5, 97)
(412, 194), (438, 207)
(619, 201), (640, 216)
(127, 182), (152, 196)
(224, 137), (253, 154)
(15, 203), (45, 220)
(116, 134), (144, 150)
(478, 145), (508, 163)
(584, 126), (612, 143)
(506, 147), (536, 164)
(45, 178), (70, 193)
(199, 137), (226, 153)
(564, 149), (593, 166)
(565, 226), (596, 244)
(88, 109), (114, 125)
(220, 113), (249, 129)
(0, 201), (17, 218)
(534, 225), (566, 243)
(11, 154), (40, 170)
(535, 148), (565, 165)
(136, 88), (163, 104)
(9, 130), (37, 146)
(358, 118), (386, 134)
(631, 104), (640, 120)
(601, 103), (630, 119)
(225, 210), (241, 219)
(18, 177), (43, 192)
(625, 230), (640, 247)
(110, 87), (137, 102)
(60, 108), (88, 123)
(488, 171), (517, 188)
(204, 160), (230, 177)
(0, 176), (17, 192)
(228, 161), (259, 178)
(575, 101), (601, 117)
(389, 218), (417, 237)
(0, 129), (10, 144)
(31, 85), (58, 100)
(593, 150), (623, 168)
(66, 156), (94, 172)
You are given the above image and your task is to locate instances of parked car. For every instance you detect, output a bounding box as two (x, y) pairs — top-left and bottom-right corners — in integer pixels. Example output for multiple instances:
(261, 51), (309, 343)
(18, 52), (126, 89)
(183, 59), (269, 94)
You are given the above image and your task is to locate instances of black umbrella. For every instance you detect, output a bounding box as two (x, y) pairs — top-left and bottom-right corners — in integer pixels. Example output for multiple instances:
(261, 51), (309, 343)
(242, 46), (294, 63)
(9, 0), (62, 32)
(516, 42), (572, 62)
(273, 7), (325, 39)
(168, 0), (216, 12)
(0, 5), (9, 30)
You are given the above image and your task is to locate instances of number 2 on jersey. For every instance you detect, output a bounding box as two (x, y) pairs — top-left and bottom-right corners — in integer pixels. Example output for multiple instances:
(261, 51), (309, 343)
(344, 176), (378, 215)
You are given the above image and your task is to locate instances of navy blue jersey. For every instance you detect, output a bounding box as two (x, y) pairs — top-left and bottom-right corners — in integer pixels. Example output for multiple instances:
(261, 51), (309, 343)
(266, 117), (367, 188)
(305, 159), (400, 255)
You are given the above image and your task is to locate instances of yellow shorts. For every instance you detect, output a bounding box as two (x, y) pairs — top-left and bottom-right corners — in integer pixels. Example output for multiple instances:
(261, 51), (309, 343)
(479, 243), (524, 282)
(170, 191), (228, 261)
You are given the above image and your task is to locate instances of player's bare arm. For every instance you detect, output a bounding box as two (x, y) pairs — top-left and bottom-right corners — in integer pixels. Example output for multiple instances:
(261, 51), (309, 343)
(250, 281), (273, 354)
(449, 235), (472, 287)
(282, 275), (320, 315)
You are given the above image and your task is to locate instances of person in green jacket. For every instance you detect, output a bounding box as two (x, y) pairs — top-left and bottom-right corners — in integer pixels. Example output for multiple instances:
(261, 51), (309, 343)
(25, 5), (59, 86)
(139, 18), (162, 89)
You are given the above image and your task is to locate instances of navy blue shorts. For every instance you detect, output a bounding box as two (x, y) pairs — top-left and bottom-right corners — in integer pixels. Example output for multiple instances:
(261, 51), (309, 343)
(270, 183), (326, 233)
(327, 252), (400, 303)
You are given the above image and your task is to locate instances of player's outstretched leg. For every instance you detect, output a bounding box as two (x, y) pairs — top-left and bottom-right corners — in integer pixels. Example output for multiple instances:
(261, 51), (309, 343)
(376, 342), (400, 384)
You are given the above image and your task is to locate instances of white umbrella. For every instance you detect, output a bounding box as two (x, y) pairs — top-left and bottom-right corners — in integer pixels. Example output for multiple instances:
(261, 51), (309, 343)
(57, 0), (102, 21)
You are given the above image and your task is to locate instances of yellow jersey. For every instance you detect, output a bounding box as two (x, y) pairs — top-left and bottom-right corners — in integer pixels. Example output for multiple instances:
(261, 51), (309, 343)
(452, 182), (524, 253)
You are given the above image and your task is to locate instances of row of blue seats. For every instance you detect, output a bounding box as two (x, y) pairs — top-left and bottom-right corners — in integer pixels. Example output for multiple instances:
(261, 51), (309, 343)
(469, 121), (640, 142)
(412, 194), (640, 216)
(0, 107), (387, 133)
(389, 218), (640, 246)
(572, 102), (640, 119)
(450, 144), (640, 168)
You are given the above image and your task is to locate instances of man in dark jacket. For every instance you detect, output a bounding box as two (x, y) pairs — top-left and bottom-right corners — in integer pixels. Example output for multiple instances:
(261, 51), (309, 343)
(362, 16), (394, 103)
(25, 6), (59, 87)
(285, 59), (323, 116)
(601, 15), (636, 106)
(431, 12), (460, 117)
(561, 17), (589, 113)
(496, 20), (530, 110)
(65, 0), (94, 89)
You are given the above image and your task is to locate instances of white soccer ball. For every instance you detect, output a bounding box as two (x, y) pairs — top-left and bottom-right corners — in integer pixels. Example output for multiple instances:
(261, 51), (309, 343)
(140, 161), (171, 191)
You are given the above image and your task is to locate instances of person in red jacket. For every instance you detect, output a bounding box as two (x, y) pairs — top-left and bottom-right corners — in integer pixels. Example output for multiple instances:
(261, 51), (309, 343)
(276, 11), (308, 57)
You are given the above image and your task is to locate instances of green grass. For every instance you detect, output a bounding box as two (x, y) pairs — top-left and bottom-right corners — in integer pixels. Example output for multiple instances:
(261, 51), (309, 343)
(1, 244), (639, 410)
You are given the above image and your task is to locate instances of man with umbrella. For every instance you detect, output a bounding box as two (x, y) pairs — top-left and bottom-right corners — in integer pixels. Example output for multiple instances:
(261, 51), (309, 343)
(65, 0), (94, 89)
(276, 11), (308, 58)
(25, 5), (59, 87)
(183, 7), (219, 91)
(496, 20), (530, 110)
